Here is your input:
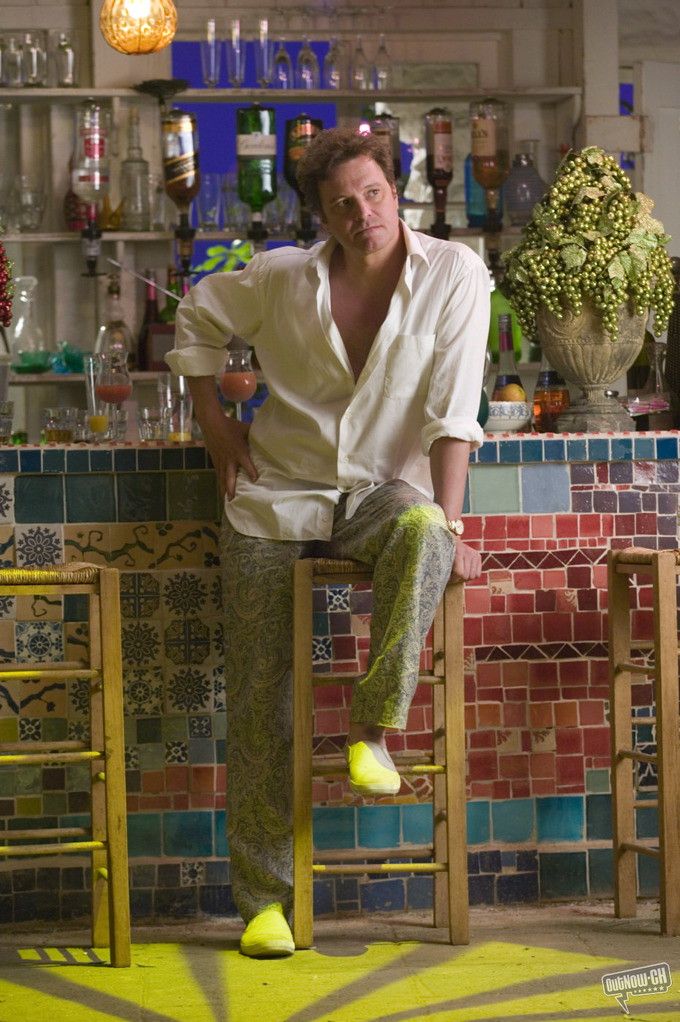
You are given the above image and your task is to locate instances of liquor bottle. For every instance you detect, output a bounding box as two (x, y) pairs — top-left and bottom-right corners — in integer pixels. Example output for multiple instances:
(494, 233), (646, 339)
(237, 104), (277, 242)
(161, 109), (200, 277)
(423, 107), (453, 240)
(120, 107), (151, 231)
(71, 101), (111, 274)
(491, 313), (525, 400)
(63, 152), (89, 232)
(159, 266), (181, 323)
(470, 97), (510, 232)
(505, 143), (547, 227)
(136, 271), (161, 371)
(532, 353), (570, 431)
(369, 112), (401, 185)
(94, 273), (134, 357)
(284, 113), (322, 242)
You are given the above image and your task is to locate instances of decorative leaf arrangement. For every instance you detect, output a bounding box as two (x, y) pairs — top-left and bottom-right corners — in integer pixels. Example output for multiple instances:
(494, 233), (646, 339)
(502, 146), (675, 340)
(0, 241), (12, 329)
(191, 239), (253, 275)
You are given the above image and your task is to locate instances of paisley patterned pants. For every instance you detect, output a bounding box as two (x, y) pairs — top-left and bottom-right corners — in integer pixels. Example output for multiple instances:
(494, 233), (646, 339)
(220, 479), (456, 923)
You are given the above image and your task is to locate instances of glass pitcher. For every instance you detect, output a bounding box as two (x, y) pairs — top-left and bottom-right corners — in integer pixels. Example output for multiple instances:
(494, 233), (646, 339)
(11, 276), (45, 355)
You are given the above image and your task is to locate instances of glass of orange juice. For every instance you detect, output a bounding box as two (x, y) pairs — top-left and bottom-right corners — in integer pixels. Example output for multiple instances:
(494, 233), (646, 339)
(84, 354), (110, 442)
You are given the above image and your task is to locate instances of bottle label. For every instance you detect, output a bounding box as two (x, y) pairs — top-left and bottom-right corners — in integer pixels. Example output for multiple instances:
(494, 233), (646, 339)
(471, 117), (497, 157)
(80, 131), (107, 159)
(432, 131), (453, 173)
(286, 121), (318, 162)
(163, 154), (197, 189)
(237, 133), (276, 157)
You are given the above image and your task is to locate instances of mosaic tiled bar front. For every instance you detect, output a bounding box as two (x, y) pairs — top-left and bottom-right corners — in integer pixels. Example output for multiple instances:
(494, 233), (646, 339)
(0, 433), (676, 924)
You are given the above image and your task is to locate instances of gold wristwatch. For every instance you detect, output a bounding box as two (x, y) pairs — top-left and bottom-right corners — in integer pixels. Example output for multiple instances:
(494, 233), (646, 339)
(446, 519), (464, 536)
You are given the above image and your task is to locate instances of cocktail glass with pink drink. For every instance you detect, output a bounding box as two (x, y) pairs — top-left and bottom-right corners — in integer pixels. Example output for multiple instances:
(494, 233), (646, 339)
(219, 348), (257, 421)
(94, 349), (132, 441)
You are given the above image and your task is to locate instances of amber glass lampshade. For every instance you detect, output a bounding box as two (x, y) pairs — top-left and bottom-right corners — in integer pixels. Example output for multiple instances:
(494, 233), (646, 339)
(99, 0), (178, 55)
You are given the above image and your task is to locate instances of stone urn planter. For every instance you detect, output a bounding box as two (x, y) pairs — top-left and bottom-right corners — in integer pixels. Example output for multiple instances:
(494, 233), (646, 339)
(536, 301), (647, 431)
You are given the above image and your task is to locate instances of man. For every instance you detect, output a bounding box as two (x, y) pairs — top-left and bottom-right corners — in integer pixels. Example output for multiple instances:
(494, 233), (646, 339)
(166, 127), (489, 958)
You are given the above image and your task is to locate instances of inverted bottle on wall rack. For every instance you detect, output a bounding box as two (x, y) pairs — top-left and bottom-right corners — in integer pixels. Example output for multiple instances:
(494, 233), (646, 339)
(470, 97), (510, 232)
(161, 109), (200, 277)
(120, 107), (150, 231)
(369, 112), (402, 189)
(71, 101), (111, 273)
(284, 113), (322, 243)
(491, 313), (525, 400)
(424, 107), (453, 240)
(237, 104), (277, 243)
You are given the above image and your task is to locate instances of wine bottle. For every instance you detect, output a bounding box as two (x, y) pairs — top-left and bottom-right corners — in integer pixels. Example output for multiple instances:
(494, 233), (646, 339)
(491, 313), (525, 400)
(423, 107), (453, 240)
(369, 112), (401, 183)
(284, 113), (322, 242)
(159, 267), (181, 324)
(120, 107), (150, 231)
(236, 104), (277, 242)
(136, 271), (161, 371)
(95, 273), (134, 358)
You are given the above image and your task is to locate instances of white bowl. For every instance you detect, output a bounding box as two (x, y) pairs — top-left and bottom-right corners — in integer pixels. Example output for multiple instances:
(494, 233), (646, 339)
(485, 400), (532, 433)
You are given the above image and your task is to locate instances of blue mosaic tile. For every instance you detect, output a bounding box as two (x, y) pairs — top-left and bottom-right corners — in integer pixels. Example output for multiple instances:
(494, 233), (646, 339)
(467, 800), (490, 845)
(42, 449), (65, 473)
(479, 850), (501, 873)
(185, 446), (207, 469)
(587, 438), (609, 462)
(117, 472), (167, 521)
(89, 448), (113, 472)
(401, 803), (432, 845)
(537, 795), (584, 842)
(469, 874), (494, 905)
(137, 447), (161, 471)
(313, 806), (356, 850)
(161, 448), (184, 470)
(114, 448), (137, 472)
(14, 475), (64, 523)
(127, 812), (162, 857)
(163, 810), (213, 856)
(19, 449), (41, 473)
(0, 449), (18, 472)
(656, 436), (678, 459)
(65, 449), (90, 473)
(520, 439), (543, 463)
(543, 439), (565, 462)
(610, 437), (633, 460)
(638, 853), (659, 896)
(167, 471), (219, 521)
(588, 848), (614, 895)
(360, 878), (405, 912)
(358, 805), (400, 848)
(634, 437), (655, 460)
(407, 875), (433, 909)
(586, 793), (612, 840)
(477, 441), (498, 464)
(492, 798), (534, 843)
(539, 851), (587, 898)
(521, 464), (571, 513)
(497, 872), (539, 904)
(566, 439), (588, 462)
(215, 809), (228, 856)
(498, 439), (520, 463)
(65, 474), (116, 523)
(313, 879), (335, 916)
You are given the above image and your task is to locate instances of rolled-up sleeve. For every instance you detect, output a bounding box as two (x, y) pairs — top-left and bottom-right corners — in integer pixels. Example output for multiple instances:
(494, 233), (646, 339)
(421, 249), (490, 454)
(165, 257), (264, 377)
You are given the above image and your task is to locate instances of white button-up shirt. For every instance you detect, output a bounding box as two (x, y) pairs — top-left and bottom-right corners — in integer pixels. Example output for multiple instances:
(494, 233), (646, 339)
(166, 223), (490, 541)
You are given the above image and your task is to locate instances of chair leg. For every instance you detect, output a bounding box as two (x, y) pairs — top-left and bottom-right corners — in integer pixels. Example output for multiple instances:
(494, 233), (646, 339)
(432, 599), (447, 929)
(88, 591), (109, 951)
(443, 580), (468, 945)
(292, 560), (315, 949)
(653, 552), (680, 936)
(99, 568), (131, 967)
(608, 551), (637, 921)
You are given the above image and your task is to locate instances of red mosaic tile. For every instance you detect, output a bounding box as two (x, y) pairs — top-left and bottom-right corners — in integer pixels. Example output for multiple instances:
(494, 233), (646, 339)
(492, 780), (512, 799)
(554, 701), (579, 727)
(469, 781), (494, 799)
(512, 779), (531, 798)
(583, 727), (611, 757)
(532, 778), (557, 795)
(632, 610), (654, 641)
(507, 593), (534, 613)
(468, 748), (498, 781)
(499, 754), (529, 779)
(406, 706), (426, 731)
(636, 512), (658, 535)
(465, 587), (491, 614)
(555, 727), (583, 754)
(478, 703), (502, 726)
(191, 766), (215, 793)
(567, 566), (591, 588)
(476, 662), (502, 687)
(578, 514), (601, 537)
(556, 515), (579, 538)
(141, 794), (173, 810)
(464, 516), (483, 539)
(507, 517), (530, 538)
(614, 514), (636, 536)
(190, 793), (216, 808)
(555, 589), (576, 613)
(531, 515), (555, 538)
(503, 702), (527, 727)
(529, 704), (554, 728)
(315, 684), (347, 708)
(469, 729), (496, 749)
(172, 794), (190, 810)
(465, 705), (477, 730)
(142, 770), (165, 794)
(315, 709), (345, 734)
(573, 611), (604, 641)
(542, 568), (567, 588)
(512, 614), (543, 642)
(556, 755), (585, 787)
(535, 589), (556, 611)
(483, 615), (513, 644)
(405, 731), (433, 752)
(126, 795), (139, 812)
(464, 617), (483, 646)
(165, 766), (189, 792)
(532, 687), (561, 702)
(530, 752), (556, 777)
(411, 685), (432, 707)
(529, 661), (559, 687)
(514, 570), (542, 590)
(489, 594), (507, 613)
(502, 661), (529, 685)
(577, 587), (598, 610)
(332, 635), (358, 660)
(542, 613), (573, 641)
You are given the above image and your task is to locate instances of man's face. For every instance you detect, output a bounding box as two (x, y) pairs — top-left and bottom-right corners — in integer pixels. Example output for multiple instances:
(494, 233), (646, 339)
(318, 155), (400, 257)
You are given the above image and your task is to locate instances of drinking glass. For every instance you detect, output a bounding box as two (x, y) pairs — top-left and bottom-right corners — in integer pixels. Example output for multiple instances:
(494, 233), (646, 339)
(42, 407), (76, 443)
(95, 349), (132, 443)
(158, 373), (193, 441)
(84, 355), (109, 441)
(219, 348), (257, 421)
(295, 36), (319, 89)
(2, 36), (25, 88)
(23, 31), (47, 87)
(15, 176), (45, 231)
(272, 39), (293, 89)
(323, 37), (345, 89)
(198, 172), (222, 229)
(137, 405), (169, 442)
(225, 19), (245, 87)
(372, 33), (392, 90)
(255, 18), (273, 86)
(0, 399), (13, 444)
(200, 20), (222, 88)
(55, 31), (77, 87)
(349, 35), (370, 91)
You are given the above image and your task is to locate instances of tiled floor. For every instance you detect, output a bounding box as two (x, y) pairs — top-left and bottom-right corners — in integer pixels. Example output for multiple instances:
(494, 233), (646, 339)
(1, 903), (679, 1021)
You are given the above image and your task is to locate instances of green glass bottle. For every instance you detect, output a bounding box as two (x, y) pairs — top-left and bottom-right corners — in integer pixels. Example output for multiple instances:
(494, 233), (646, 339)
(236, 104), (277, 242)
(159, 266), (181, 324)
(284, 113), (322, 242)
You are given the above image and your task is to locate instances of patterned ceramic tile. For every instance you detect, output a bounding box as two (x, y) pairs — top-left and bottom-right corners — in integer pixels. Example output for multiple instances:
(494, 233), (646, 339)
(162, 572), (209, 617)
(327, 585), (351, 612)
(64, 622), (89, 664)
(125, 745), (140, 769)
(10, 676), (67, 717)
(63, 525), (111, 566)
(15, 525), (62, 567)
(165, 666), (212, 714)
(163, 618), (211, 666)
(15, 621), (64, 663)
(15, 594), (63, 622)
(166, 740), (189, 764)
(0, 596), (14, 619)
(313, 636), (333, 663)
(213, 665), (226, 713)
(120, 572), (161, 619)
(69, 678), (90, 719)
(180, 860), (205, 887)
(122, 621), (162, 666)
(105, 524), (158, 569)
(18, 717), (41, 741)
(0, 477), (13, 522)
(0, 525), (14, 568)
(189, 715), (212, 738)
(124, 667), (163, 716)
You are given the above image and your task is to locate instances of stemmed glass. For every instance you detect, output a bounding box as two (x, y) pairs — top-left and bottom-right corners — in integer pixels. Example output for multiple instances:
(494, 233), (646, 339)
(296, 36), (320, 89)
(200, 18), (222, 88)
(255, 18), (274, 87)
(372, 33), (392, 90)
(94, 349), (132, 442)
(272, 38), (293, 88)
(349, 35), (370, 91)
(323, 37), (345, 90)
(226, 18), (245, 87)
(219, 348), (257, 421)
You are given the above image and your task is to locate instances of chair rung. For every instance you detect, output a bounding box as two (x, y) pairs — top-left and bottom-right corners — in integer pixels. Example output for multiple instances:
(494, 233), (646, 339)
(617, 750), (657, 765)
(0, 839), (105, 857)
(313, 862), (447, 875)
(633, 800), (658, 810)
(310, 672), (444, 686)
(4, 827), (89, 840)
(615, 660), (655, 676)
(0, 750), (101, 766)
(315, 844), (433, 862)
(311, 755), (445, 778)
(619, 841), (660, 859)
(0, 740), (88, 754)
(0, 665), (97, 681)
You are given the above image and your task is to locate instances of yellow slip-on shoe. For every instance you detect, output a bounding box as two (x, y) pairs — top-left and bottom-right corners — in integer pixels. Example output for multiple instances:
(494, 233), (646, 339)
(240, 903), (295, 958)
(346, 740), (401, 796)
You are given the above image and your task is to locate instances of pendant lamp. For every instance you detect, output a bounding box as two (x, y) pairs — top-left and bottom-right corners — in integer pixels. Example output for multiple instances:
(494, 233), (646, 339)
(99, 0), (178, 55)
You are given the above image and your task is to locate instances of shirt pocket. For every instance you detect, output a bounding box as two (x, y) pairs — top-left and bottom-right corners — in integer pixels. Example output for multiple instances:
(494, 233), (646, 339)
(383, 333), (436, 400)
